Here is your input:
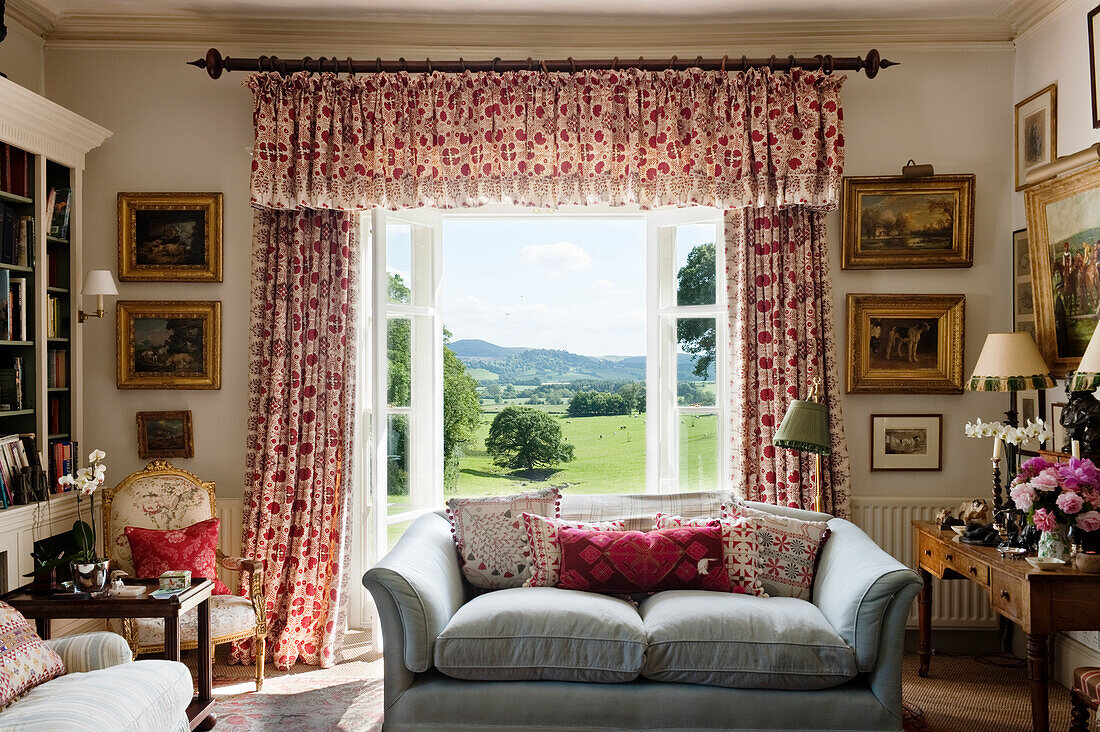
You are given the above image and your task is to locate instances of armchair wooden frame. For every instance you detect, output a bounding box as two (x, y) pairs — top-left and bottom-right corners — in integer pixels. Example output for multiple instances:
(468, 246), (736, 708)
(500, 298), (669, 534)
(102, 460), (266, 690)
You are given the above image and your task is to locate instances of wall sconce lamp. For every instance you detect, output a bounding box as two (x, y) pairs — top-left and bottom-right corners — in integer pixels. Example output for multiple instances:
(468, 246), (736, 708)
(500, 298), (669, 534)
(901, 159), (934, 178)
(77, 270), (118, 323)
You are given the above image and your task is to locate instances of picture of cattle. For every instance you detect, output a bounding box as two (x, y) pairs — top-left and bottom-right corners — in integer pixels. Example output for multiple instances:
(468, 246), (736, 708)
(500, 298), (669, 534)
(134, 209), (206, 266)
(132, 317), (205, 374)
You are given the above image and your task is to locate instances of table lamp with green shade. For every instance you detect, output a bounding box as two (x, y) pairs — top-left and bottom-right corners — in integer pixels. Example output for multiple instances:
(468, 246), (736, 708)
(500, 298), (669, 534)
(772, 381), (832, 514)
(1069, 326), (1100, 392)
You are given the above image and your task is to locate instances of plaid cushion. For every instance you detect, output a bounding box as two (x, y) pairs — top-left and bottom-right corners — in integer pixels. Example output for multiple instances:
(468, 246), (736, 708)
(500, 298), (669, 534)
(559, 490), (732, 532)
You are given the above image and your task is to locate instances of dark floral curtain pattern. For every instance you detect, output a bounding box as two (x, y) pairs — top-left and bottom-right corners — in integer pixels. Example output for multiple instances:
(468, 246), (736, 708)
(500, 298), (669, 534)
(726, 207), (851, 517)
(247, 69), (845, 211)
(231, 209), (358, 669)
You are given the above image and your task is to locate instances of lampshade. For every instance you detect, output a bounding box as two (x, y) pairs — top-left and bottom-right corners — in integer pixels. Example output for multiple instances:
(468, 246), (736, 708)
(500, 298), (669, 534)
(966, 332), (1056, 391)
(1070, 326), (1100, 391)
(773, 399), (831, 455)
(81, 270), (118, 297)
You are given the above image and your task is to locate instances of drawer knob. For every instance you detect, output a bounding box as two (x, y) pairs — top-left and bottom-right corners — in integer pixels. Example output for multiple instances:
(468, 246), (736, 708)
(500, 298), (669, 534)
(924, 549), (931, 557)
(945, 553), (954, 561)
(969, 566), (978, 575)
(1000, 590), (1010, 600)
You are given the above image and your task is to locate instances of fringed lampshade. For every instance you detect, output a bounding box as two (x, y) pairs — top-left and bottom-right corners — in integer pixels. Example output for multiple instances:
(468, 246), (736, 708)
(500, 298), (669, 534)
(966, 333), (1056, 392)
(773, 400), (832, 455)
(1070, 327), (1100, 391)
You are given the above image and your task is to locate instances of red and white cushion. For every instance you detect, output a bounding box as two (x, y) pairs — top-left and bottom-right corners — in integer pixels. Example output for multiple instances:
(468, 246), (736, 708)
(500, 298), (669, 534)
(0, 601), (64, 706)
(725, 502), (831, 601)
(654, 512), (768, 597)
(447, 487), (560, 590)
(124, 517), (229, 595)
(521, 513), (626, 588)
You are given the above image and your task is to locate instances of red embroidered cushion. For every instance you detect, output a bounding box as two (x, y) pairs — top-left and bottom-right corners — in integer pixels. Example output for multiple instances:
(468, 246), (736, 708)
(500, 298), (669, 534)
(0, 601), (64, 706)
(557, 526), (729, 594)
(653, 512), (768, 597)
(521, 513), (626, 588)
(125, 517), (229, 595)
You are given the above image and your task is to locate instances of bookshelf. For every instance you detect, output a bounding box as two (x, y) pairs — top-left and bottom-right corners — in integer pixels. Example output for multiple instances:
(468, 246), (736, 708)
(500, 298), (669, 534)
(0, 75), (111, 493)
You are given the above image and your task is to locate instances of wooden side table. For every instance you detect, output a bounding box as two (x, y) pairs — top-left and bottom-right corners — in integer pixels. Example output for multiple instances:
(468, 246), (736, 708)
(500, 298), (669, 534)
(914, 520), (1100, 732)
(1, 578), (216, 730)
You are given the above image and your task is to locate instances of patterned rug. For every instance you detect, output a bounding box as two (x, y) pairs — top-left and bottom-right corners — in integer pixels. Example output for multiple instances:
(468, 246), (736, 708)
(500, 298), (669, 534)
(216, 676), (383, 731)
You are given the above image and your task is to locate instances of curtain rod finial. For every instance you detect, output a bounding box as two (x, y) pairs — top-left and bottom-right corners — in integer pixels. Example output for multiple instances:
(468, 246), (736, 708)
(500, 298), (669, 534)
(191, 48), (224, 79)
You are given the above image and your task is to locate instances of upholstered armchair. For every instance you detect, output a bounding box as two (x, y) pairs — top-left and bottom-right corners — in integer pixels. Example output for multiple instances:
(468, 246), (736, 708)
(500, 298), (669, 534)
(101, 460), (266, 690)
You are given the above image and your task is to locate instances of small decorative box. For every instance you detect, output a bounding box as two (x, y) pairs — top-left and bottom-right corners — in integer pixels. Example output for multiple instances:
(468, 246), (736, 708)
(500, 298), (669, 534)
(159, 570), (191, 591)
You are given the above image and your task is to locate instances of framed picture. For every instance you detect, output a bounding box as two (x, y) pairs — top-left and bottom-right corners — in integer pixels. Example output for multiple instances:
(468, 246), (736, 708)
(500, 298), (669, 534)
(845, 293), (965, 394)
(1024, 162), (1100, 374)
(116, 301), (221, 390)
(1014, 389), (1047, 450)
(840, 175), (974, 270)
(136, 410), (194, 459)
(1015, 84), (1057, 190)
(1090, 4), (1099, 128)
(118, 192), (223, 282)
(1051, 402), (1067, 453)
(870, 414), (942, 471)
(1012, 228), (1037, 339)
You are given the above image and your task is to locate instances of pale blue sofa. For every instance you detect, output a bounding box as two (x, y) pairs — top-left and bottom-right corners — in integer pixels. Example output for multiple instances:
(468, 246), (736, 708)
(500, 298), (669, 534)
(364, 497), (922, 732)
(0, 631), (192, 731)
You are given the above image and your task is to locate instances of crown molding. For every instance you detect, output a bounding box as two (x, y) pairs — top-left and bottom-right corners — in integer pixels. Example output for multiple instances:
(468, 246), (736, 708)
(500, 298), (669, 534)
(0, 75), (112, 168)
(5, 0), (61, 38)
(1009, 0), (1081, 46)
(998, 0), (1074, 36)
(34, 11), (1019, 54)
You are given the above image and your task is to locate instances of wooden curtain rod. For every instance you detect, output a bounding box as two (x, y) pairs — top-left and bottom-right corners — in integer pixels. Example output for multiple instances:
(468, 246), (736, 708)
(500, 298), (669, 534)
(188, 47), (896, 79)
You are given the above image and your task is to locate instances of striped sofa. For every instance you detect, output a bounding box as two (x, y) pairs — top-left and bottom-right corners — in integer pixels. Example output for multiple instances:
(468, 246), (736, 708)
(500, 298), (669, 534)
(0, 632), (192, 731)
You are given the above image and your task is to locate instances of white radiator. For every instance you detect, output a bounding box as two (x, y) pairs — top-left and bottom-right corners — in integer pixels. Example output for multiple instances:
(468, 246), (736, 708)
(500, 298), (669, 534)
(850, 497), (997, 628)
(216, 497), (244, 591)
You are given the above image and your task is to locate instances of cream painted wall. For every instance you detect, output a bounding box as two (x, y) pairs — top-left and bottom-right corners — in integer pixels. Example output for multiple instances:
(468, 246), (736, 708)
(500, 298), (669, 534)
(41, 44), (1014, 505)
(0, 18), (44, 94)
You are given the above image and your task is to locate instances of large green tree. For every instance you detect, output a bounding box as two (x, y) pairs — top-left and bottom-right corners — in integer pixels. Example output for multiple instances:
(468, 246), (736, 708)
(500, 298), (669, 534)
(486, 406), (575, 473)
(676, 242), (717, 379)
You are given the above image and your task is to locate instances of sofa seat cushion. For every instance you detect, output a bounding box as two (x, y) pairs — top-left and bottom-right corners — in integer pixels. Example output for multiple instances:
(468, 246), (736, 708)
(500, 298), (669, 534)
(639, 590), (857, 690)
(0, 659), (192, 731)
(434, 587), (646, 683)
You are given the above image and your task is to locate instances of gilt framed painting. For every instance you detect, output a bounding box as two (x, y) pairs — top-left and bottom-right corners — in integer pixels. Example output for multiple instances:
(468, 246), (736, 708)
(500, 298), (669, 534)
(1015, 85), (1057, 190)
(840, 175), (974, 269)
(118, 192), (223, 282)
(117, 301), (221, 389)
(136, 410), (194, 459)
(1024, 163), (1100, 375)
(1090, 4), (1100, 128)
(846, 293), (965, 394)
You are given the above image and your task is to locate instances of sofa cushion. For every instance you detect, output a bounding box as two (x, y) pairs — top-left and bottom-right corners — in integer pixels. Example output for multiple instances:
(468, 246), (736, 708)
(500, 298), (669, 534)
(434, 587), (646, 683)
(0, 601), (65, 707)
(726, 502), (831, 600)
(522, 513), (626, 588)
(447, 487), (560, 590)
(639, 590), (857, 690)
(125, 517), (230, 595)
(654, 513), (768, 597)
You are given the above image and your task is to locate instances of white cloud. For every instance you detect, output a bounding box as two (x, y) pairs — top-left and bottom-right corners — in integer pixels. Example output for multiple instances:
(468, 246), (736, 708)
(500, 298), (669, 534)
(594, 279), (616, 290)
(518, 240), (593, 278)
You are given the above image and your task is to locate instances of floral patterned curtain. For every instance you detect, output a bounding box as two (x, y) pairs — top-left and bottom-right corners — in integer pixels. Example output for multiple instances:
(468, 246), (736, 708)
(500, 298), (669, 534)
(231, 209), (358, 669)
(726, 206), (851, 517)
(247, 69), (844, 211)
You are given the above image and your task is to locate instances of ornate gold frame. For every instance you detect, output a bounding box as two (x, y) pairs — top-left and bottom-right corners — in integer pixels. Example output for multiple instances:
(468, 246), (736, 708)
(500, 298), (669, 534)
(1024, 163), (1100, 375)
(136, 410), (194, 459)
(845, 293), (965, 394)
(116, 300), (221, 389)
(118, 192), (223, 282)
(840, 175), (974, 270)
(102, 460), (266, 690)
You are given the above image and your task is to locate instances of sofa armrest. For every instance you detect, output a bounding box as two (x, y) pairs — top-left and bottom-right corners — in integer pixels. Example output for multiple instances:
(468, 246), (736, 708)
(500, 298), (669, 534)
(363, 511), (466, 676)
(813, 518), (922, 672)
(46, 632), (133, 673)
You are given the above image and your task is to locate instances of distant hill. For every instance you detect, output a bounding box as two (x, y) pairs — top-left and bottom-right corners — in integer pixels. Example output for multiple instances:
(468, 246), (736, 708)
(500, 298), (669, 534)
(450, 339), (713, 384)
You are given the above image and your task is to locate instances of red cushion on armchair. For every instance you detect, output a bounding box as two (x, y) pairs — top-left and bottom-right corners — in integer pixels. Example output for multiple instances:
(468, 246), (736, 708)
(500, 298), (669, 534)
(557, 525), (730, 594)
(125, 517), (229, 595)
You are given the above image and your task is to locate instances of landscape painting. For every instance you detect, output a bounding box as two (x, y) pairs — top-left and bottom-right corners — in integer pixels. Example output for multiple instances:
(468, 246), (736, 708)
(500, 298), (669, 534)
(136, 410), (193, 459)
(871, 414), (941, 470)
(846, 294), (965, 394)
(1025, 163), (1100, 373)
(118, 192), (222, 281)
(841, 175), (974, 269)
(117, 301), (221, 389)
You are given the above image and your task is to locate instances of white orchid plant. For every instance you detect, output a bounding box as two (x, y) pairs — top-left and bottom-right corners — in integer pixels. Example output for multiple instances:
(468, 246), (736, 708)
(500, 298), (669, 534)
(964, 418), (1054, 449)
(58, 449), (107, 564)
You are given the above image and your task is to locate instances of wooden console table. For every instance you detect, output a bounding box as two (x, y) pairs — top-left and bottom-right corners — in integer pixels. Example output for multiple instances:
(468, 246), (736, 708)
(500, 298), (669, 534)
(914, 520), (1100, 732)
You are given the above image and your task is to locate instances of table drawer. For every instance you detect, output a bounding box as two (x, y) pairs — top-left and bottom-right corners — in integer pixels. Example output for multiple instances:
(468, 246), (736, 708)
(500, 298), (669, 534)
(991, 572), (1026, 623)
(943, 549), (989, 586)
(916, 532), (942, 573)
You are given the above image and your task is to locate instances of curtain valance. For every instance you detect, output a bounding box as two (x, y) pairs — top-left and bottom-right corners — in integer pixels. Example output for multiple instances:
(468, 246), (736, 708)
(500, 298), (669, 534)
(247, 69), (845, 211)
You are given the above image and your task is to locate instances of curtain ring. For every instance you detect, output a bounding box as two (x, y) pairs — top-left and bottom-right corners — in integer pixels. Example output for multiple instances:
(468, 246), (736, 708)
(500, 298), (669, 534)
(694, 55), (703, 68)
(459, 57), (466, 72)
(768, 55), (776, 72)
(668, 55), (677, 70)
(741, 55), (749, 71)
(721, 55), (728, 72)
(399, 57), (408, 72)
(346, 57), (355, 76)
(568, 57), (576, 73)
(526, 56), (533, 71)
(638, 56), (645, 70)
(425, 58), (432, 73)
(788, 55), (797, 72)
(822, 54), (834, 75)
(611, 56), (618, 70)
(813, 54), (823, 73)
(540, 59), (548, 74)
(491, 57), (501, 72)
(303, 56), (314, 73)
(257, 55), (268, 71)
(376, 57), (383, 72)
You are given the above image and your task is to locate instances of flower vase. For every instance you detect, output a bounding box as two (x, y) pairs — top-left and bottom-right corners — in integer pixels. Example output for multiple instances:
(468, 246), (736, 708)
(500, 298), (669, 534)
(71, 559), (110, 593)
(1037, 526), (1070, 562)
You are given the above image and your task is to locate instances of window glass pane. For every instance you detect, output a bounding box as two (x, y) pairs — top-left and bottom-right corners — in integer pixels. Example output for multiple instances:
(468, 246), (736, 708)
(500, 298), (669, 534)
(677, 317), (716, 406)
(675, 223), (717, 306)
(679, 412), (718, 492)
(387, 413), (410, 515)
(387, 518), (415, 551)
(387, 317), (411, 408)
(387, 222), (412, 304)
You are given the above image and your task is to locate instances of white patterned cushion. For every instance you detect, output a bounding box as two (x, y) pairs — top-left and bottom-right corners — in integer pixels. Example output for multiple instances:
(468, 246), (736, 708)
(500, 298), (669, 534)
(654, 513), (768, 597)
(45, 632), (132, 673)
(0, 601), (64, 706)
(521, 513), (626, 588)
(726, 502), (831, 600)
(107, 475), (214, 576)
(129, 595), (257, 648)
(447, 487), (560, 590)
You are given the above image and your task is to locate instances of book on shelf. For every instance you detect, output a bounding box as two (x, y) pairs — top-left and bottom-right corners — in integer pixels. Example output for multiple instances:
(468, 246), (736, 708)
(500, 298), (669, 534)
(46, 294), (65, 338)
(0, 433), (34, 508)
(1, 204), (13, 265)
(49, 397), (60, 433)
(0, 355), (24, 411)
(10, 278), (26, 342)
(48, 188), (71, 241)
(49, 439), (77, 494)
(47, 349), (67, 389)
(14, 215), (31, 267)
(0, 145), (30, 199)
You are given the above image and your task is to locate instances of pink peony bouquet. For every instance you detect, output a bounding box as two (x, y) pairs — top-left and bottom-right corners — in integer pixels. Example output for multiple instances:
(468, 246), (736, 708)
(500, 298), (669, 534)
(1009, 456), (1100, 534)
